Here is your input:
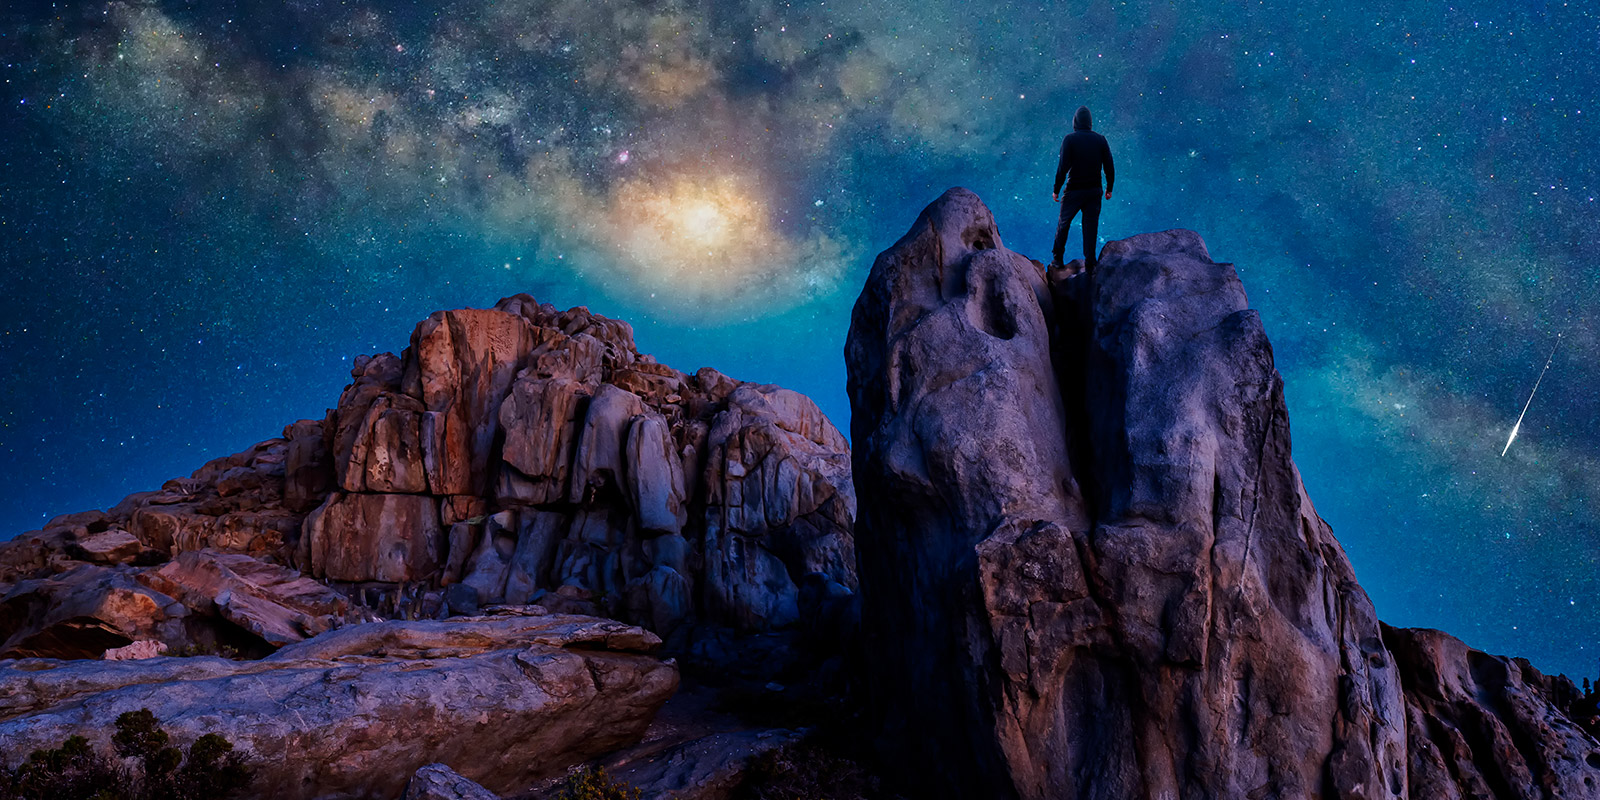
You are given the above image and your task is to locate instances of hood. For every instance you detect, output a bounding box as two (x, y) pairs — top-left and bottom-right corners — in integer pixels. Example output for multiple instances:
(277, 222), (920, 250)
(1073, 106), (1092, 131)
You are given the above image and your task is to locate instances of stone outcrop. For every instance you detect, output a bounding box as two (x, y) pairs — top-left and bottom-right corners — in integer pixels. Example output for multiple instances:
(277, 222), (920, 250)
(403, 764), (500, 800)
(845, 188), (1599, 799)
(1384, 625), (1600, 799)
(4, 295), (855, 660)
(0, 612), (678, 800)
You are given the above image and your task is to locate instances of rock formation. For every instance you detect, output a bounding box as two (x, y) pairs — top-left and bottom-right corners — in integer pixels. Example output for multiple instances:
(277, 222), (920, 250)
(5, 185), (1592, 800)
(0, 295), (855, 664)
(0, 612), (677, 800)
(845, 188), (1600, 799)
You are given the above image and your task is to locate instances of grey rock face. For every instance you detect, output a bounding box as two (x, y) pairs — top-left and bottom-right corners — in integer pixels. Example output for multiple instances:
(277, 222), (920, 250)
(846, 188), (1594, 799)
(403, 763), (501, 800)
(0, 613), (678, 800)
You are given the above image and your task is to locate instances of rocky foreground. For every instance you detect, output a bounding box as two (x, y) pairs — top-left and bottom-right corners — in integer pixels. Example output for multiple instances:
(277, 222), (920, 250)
(2, 188), (1596, 799)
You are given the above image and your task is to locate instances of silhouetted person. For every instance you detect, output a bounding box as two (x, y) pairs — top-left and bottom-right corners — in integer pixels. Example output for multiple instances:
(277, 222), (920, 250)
(1050, 106), (1114, 273)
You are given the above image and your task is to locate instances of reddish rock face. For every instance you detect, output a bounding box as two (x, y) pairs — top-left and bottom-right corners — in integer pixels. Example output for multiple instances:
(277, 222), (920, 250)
(403, 308), (540, 496)
(304, 492), (443, 583)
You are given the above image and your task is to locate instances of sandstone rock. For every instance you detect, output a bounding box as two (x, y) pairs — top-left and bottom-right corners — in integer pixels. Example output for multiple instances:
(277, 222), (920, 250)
(461, 511), (517, 605)
(66, 529), (142, 565)
(102, 639), (168, 660)
(346, 393), (429, 494)
(0, 564), (188, 659)
(1384, 625), (1600, 799)
(404, 763), (500, 800)
(138, 550), (348, 647)
(284, 419), (334, 512)
(19, 291), (856, 675)
(498, 375), (588, 505)
(700, 385), (854, 632)
(0, 614), (678, 800)
(304, 492), (442, 583)
(404, 308), (538, 496)
(626, 413), (688, 536)
(846, 189), (1407, 798)
(569, 384), (647, 505)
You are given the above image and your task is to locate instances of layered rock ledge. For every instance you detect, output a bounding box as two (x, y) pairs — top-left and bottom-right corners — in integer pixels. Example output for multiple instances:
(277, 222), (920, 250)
(0, 612), (677, 800)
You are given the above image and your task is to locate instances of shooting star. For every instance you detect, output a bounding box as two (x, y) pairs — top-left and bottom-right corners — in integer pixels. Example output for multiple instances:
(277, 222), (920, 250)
(1501, 333), (1563, 456)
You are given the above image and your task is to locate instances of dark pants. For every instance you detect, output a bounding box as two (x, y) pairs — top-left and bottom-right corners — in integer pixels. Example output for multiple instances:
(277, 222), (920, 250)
(1052, 188), (1102, 268)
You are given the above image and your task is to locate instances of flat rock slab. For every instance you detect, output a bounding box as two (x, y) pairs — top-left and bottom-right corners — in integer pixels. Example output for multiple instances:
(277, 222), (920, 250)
(0, 613), (678, 800)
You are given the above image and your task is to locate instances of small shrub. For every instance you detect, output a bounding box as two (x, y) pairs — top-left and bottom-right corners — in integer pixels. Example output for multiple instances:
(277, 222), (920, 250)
(550, 766), (641, 800)
(168, 643), (242, 660)
(0, 709), (251, 800)
(735, 741), (885, 800)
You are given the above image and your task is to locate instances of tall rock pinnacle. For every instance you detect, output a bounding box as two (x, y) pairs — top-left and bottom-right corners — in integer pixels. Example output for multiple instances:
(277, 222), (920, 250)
(845, 188), (1598, 799)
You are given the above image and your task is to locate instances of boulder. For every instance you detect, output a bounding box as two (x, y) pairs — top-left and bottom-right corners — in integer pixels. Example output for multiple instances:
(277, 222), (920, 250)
(65, 529), (142, 565)
(0, 564), (188, 659)
(498, 375), (589, 505)
(138, 550), (349, 647)
(701, 385), (855, 632)
(0, 613), (679, 800)
(403, 763), (500, 800)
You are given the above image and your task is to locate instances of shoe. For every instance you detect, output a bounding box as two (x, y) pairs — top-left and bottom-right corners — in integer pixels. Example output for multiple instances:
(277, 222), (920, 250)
(1047, 259), (1064, 272)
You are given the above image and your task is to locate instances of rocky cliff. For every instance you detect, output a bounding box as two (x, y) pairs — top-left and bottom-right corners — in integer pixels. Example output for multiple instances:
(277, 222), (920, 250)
(3, 187), (1595, 800)
(845, 188), (1600, 800)
(1, 296), (855, 663)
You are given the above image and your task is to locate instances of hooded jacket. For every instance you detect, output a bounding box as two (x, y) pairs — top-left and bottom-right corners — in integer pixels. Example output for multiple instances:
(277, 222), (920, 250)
(1053, 106), (1115, 194)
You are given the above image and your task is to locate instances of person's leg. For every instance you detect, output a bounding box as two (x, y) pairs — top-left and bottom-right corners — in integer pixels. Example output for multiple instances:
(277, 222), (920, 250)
(1053, 194), (1084, 266)
(1051, 199), (1079, 266)
(1081, 192), (1102, 270)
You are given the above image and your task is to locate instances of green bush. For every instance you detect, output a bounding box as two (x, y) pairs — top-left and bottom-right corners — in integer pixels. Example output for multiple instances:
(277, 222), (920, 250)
(550, 766), (641, 800)
(0, 709), (251, 800)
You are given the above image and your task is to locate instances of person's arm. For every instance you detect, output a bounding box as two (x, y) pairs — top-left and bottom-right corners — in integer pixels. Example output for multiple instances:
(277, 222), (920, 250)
(1103, 138), (1115, 198)
(1053, 137), (1069, 199)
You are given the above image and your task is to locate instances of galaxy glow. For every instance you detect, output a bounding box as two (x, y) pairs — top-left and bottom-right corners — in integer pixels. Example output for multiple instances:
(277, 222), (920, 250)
(2, 1), (1596, 676)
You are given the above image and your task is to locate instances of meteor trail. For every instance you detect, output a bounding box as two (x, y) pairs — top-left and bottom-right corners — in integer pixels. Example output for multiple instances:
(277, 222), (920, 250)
(1501, 333), (1563, 457)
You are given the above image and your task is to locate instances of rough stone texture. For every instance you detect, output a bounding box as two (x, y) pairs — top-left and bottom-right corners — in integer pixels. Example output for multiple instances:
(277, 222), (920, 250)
(303, 492), (443, 583)
(13, 292), (855, 663)
(138, 550), (349, 647)
(65, 529), (142, 565)
(609, 729), (803, 800)
(846, 188), (1553, 799)
(0, 564), (188, 659)
(102, 639), (168, 660)
(1383, 625), (1600, 799)
(404, 763), (501, 800)
(0, 613), (678, 800)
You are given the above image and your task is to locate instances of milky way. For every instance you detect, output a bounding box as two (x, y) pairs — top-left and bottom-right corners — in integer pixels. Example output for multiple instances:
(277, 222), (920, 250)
(2, 0), (1597, 676)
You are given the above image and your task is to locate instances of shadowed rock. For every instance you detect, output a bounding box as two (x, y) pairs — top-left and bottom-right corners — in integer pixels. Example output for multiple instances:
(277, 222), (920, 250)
(845, 188), (1595, 799)
(0, 612), (677, 800)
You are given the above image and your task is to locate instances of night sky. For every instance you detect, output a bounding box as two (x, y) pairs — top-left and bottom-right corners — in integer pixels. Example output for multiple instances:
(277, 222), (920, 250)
(2, 1), (1596, 677)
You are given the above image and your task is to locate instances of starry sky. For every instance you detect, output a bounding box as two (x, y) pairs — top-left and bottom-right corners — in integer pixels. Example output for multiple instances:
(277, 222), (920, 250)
(2, 0), (1596, 677)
